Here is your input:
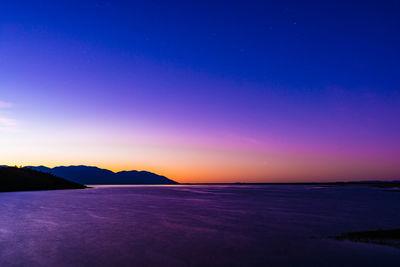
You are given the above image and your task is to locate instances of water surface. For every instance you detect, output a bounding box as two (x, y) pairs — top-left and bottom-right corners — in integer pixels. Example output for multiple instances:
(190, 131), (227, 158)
(0, 185), (399, 266)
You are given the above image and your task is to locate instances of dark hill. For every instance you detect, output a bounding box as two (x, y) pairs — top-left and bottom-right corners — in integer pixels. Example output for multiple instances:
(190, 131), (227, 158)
(0, 166), (86, 192)
(26, 165), (178, 185)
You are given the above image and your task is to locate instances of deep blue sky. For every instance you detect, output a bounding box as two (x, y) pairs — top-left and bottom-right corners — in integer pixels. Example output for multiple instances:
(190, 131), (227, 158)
(3, 0), (400, 87)
(1, 0), (399, 181)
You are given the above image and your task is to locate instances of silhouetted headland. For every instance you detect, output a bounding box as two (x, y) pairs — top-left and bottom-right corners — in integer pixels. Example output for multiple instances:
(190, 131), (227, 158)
(334, 228), (400, 248)
(26, 165), (179, 185)
(0, 166), (86, 192)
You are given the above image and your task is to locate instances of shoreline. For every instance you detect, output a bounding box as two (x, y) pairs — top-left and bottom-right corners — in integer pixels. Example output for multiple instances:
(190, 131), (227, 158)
(333, 229), (400, 249)
(181, 181), (400, 188)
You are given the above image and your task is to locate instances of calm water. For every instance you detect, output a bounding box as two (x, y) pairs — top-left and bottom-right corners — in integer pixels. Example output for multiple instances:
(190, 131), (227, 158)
(0, 185), (399, 266)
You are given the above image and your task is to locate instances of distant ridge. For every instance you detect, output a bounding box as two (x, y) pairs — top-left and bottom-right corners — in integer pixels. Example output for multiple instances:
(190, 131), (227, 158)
(0, 166), (86, 192)
(25, 165), (178, 185)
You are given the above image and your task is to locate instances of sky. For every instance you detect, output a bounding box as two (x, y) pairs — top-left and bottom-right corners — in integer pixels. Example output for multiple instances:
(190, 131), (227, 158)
(1, 0), (399, 183)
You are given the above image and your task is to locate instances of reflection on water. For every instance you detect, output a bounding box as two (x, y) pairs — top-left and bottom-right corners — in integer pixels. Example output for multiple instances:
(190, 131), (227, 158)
(0, 185), (399, 266)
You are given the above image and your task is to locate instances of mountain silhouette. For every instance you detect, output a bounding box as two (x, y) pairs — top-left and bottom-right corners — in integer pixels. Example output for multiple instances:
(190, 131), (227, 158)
(0, 166), (86, 192)
(26, 165), (178, 185)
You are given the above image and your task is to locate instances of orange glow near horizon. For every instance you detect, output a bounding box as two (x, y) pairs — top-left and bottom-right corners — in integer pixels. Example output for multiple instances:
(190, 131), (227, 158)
(2, 138), (399, 183)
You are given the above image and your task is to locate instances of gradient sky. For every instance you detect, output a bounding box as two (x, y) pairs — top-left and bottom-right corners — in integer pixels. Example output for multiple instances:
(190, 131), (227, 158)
(1, 0), (399, 182)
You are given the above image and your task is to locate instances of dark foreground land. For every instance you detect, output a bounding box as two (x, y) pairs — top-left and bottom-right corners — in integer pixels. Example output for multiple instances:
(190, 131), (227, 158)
(0, 166), (86, 192)
(335, 229), (400, 248)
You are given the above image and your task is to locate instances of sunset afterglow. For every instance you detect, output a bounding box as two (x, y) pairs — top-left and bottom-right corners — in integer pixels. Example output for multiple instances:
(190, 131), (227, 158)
(1, 1), (399, 182)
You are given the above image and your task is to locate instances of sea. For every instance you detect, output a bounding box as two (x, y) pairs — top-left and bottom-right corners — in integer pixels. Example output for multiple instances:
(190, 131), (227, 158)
(0, 185), (399, 266)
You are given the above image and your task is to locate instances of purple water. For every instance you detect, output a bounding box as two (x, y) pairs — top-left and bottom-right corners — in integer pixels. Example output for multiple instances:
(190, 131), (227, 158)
(0, 185), (399, 266)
